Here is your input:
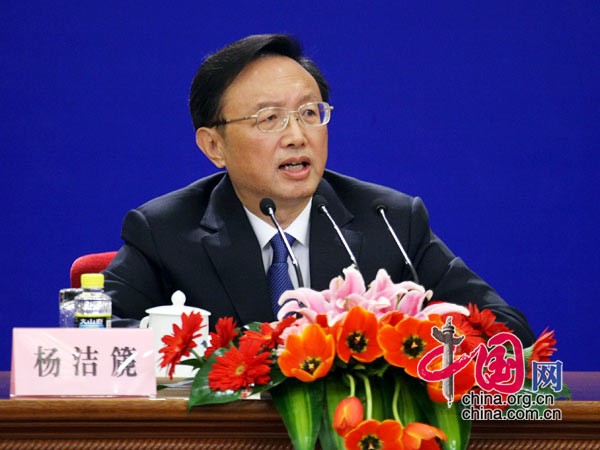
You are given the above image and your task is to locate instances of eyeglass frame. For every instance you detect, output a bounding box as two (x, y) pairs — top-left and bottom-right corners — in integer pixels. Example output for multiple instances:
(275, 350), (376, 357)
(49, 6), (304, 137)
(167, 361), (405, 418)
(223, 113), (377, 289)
(208, 101), (334, 132)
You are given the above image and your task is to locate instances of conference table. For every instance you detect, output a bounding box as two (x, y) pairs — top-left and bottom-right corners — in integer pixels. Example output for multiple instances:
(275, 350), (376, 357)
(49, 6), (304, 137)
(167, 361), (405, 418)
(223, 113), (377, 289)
(0, 371), (598, 449)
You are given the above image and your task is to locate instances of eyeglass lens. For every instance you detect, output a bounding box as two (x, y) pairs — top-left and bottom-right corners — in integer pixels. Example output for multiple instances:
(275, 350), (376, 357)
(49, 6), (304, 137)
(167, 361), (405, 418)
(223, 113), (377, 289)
(256, 102), (330, 131)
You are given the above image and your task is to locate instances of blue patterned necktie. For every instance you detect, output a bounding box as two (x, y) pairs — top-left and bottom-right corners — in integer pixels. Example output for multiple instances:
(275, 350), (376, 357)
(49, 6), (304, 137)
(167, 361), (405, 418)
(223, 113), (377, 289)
(267, 233), (295, 316)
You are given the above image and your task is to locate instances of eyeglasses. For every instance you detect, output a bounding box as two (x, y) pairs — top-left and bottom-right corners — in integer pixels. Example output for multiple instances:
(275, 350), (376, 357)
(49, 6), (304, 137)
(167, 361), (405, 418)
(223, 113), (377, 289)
(210, 102), (333, 132)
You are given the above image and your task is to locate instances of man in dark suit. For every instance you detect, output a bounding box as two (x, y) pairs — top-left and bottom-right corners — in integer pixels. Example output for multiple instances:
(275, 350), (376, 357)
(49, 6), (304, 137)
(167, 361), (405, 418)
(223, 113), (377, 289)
(104, 34), (535, 345)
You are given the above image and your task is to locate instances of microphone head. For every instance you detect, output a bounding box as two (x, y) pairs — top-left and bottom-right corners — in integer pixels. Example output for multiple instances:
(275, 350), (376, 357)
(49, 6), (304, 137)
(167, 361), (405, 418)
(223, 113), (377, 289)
(313, 194), (328, 213)
(371, 198), (388, 213)
(259, 198), (276, 216)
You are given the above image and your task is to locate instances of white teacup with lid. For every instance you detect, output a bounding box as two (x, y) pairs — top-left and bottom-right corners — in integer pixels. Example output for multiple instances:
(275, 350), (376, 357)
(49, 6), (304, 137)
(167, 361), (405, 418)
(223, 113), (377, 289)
(140, 290), (211, 377)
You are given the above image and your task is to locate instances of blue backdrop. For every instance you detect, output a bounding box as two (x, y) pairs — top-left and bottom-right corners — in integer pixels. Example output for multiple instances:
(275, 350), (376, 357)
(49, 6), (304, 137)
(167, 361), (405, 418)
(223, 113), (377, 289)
(1, 2), (598, 371)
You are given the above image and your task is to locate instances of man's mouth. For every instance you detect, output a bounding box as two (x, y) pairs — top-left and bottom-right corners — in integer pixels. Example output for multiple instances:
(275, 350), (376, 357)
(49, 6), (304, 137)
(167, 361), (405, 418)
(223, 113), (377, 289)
(279, 161), (309, 171)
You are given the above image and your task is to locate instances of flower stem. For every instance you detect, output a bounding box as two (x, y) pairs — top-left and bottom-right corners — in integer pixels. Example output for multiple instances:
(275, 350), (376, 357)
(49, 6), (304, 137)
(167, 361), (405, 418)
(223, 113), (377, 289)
(392, 377), (401, 422)
(346, 373), (356, 397)
(356, 373), (372, 419)
(190, 348), (203, 360)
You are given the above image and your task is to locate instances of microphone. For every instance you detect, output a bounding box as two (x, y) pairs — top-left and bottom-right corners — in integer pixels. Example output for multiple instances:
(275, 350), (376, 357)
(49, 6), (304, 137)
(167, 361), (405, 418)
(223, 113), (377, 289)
(371, 199), (420, 284)
(259, 198), (304, 288)
(313, 194), (360, 271)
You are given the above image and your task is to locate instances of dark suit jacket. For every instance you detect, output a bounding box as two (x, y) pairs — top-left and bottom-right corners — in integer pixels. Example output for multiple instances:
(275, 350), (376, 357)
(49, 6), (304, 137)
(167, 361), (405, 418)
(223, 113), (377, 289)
(104, 170), (535, 345)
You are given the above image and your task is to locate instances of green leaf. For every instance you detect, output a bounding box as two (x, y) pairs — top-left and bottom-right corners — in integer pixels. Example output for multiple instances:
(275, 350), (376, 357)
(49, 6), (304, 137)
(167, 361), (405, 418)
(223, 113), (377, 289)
(368, 375), (391, 421)
(390, 372), (426, 425)
(319, 375), (350, 450)
(423, 400), (471, 450)
(270, 378), (324, 450)
(407, 376), (470, 450)
(243, 322), (264, 332)
(179, 357), (204, 369)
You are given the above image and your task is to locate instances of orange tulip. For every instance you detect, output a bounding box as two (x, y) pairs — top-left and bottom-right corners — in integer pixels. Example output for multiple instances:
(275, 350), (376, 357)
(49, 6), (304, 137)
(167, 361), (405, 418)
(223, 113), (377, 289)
(344, 419), (404, 449)
(337, 306), (383, 363)
(378, 316), (440, 378)
(402, 422), (447, 450)
(333, 396), (364, 438)
(278, 324), (335, 382)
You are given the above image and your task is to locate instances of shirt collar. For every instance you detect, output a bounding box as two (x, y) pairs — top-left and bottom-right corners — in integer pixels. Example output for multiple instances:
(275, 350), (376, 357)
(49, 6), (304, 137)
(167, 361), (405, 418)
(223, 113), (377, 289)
(244, 199), (312, 249)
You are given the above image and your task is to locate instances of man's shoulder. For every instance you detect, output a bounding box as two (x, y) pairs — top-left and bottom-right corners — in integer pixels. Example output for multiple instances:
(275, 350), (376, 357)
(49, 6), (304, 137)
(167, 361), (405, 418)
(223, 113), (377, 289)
(322, 170), (415, 210)
(136, 172), (226, 216)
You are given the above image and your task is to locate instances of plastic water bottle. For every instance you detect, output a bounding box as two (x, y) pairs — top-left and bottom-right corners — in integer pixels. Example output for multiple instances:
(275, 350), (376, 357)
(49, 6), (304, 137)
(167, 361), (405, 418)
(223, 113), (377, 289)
(74, 273), (112, 328)
(59, 288), (83, 327)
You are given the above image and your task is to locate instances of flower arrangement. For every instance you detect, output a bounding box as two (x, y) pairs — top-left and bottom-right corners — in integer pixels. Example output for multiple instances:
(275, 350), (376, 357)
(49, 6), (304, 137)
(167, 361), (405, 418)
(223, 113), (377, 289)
(159, 267), (567, 450)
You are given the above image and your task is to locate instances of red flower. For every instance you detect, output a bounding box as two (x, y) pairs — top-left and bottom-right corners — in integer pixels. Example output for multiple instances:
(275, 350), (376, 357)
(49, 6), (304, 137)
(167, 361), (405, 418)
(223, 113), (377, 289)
(158, 312), (204, 379)
(530, 327), (557, 363)
(466, 303), (512, 339)
(333, 396), (364, 438)
(240, 316), (296, 350)
(205, 316), (239, 359)
(441, 312), (486, 355)
(527, 327), (557, 379)
(208, 338), (272, 391)
(442, 303), (512, 357)
(336, 306), (383, 363)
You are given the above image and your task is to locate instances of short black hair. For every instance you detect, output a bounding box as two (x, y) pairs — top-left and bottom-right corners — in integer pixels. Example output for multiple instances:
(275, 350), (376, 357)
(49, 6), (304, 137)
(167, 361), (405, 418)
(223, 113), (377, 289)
(189, 34), (329, 130)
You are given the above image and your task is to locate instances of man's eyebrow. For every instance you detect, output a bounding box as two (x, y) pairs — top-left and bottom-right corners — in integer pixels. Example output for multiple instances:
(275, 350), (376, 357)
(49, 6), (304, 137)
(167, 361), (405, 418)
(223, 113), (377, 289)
(254, 94), (320, 111)
(255, 101), (282, 110)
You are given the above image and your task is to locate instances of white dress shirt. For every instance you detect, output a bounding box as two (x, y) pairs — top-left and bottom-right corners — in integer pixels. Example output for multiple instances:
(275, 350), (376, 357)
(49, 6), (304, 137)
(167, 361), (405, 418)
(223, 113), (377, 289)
(244, 199), (312, 289)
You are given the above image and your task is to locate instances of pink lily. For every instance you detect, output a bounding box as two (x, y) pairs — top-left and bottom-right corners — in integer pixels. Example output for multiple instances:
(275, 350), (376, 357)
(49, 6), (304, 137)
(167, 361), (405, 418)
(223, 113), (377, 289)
(323, 266), (367, 302)
(275, 266), (469, 336)
(277, 288), (333, 322)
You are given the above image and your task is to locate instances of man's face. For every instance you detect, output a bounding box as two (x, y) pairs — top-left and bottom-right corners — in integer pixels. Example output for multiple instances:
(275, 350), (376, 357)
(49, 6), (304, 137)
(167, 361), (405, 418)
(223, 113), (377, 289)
(201, 55), (328, 216)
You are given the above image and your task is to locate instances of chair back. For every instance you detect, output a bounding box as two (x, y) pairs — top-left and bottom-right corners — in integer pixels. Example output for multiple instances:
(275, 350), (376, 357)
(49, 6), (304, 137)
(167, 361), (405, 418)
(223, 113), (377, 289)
(70, 251), (118, 288)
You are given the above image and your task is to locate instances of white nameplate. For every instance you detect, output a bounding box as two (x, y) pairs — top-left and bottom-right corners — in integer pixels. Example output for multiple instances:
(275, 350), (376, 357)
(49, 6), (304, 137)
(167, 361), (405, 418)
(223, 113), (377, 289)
(11, 328), (156, 397)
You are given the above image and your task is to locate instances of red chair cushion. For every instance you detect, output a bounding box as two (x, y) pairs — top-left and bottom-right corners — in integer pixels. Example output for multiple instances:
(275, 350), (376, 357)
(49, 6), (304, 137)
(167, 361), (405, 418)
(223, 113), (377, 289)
(70, 251), (118, 288)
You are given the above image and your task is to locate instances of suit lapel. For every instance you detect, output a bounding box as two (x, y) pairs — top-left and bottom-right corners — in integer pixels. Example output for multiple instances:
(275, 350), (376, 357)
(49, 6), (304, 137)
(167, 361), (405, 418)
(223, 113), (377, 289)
(310, 180), (363, 290)
(200, 175), (274, 323)
(198, 174), (364, 318)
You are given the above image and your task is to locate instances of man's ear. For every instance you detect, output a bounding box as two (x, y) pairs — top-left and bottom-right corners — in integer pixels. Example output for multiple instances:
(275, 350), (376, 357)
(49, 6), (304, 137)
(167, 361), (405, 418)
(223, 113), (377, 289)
(196, 127), (226, 168)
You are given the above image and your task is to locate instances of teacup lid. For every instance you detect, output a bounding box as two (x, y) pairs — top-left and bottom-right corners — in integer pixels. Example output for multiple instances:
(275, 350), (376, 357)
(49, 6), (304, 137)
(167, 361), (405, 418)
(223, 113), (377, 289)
(143, 290), (211, 316)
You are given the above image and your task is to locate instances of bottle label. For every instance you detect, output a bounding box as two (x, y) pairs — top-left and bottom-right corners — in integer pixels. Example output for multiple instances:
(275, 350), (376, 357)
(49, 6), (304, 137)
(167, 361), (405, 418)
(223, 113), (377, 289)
(75, 315), (111, 328)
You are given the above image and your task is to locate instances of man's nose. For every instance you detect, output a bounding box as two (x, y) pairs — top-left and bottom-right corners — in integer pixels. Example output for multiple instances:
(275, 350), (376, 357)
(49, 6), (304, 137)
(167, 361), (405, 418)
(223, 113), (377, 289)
(283, 111), (304, 128)
(282, 112), (307, 146)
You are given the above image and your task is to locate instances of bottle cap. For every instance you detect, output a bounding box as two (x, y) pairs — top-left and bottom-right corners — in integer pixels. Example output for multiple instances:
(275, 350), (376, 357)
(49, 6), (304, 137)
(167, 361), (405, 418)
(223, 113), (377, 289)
(80, 273), (105, 289)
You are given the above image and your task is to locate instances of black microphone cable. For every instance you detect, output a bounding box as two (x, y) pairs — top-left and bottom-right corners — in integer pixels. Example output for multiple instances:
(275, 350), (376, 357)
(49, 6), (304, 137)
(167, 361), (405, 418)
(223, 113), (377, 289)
(313, 194), (360, 272)
(371, 199), (420, 284)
